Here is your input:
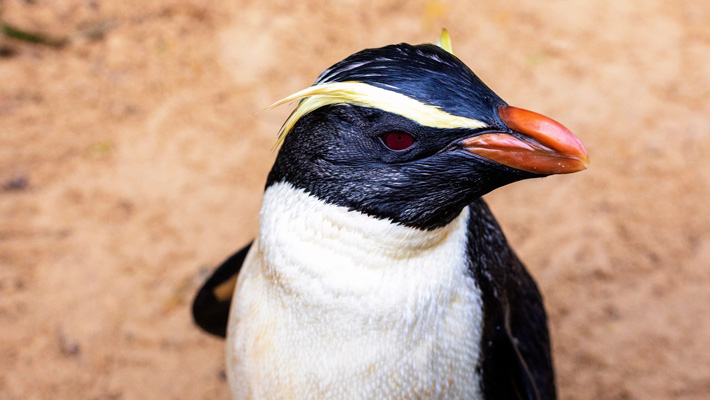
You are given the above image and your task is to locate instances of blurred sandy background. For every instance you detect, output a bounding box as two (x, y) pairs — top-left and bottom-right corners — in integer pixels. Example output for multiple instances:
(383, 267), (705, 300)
(1, 0), (709, 399)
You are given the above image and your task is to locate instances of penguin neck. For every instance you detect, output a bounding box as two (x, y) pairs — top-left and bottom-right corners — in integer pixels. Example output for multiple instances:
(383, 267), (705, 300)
(230, 182), (484, 399)
(255, 181), (472, 315)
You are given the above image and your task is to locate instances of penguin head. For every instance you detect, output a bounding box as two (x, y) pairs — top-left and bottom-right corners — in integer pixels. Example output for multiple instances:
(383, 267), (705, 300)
(266, 35), (588, 230)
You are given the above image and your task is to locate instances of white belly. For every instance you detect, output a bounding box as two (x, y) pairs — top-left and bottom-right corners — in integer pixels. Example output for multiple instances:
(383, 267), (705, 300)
(227, 182), (484, 400)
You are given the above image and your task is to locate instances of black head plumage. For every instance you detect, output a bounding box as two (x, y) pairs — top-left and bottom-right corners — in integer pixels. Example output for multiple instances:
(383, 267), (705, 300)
(315, 43), (506, 127)
(266, 42), (543, 230)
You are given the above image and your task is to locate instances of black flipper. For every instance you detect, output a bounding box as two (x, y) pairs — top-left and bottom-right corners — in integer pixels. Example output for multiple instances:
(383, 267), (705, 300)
(192, 242), (253, 338)
(467, 199), (556, 400)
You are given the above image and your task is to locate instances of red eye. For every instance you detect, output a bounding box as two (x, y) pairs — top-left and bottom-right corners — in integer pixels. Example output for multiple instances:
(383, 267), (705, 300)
(381, 131), (414, 151)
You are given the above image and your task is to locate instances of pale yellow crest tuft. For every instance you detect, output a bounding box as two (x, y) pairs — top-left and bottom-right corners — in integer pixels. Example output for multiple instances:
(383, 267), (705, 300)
(437, 28), (454, 55)
(269, 81), (486, 149)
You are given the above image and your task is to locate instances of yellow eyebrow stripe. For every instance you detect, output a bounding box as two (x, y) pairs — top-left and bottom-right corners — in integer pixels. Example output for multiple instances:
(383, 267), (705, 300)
(269, 81), (487, 149)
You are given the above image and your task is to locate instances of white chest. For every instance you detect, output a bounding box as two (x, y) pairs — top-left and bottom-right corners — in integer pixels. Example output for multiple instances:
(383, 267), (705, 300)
(227, 182), (484, 400)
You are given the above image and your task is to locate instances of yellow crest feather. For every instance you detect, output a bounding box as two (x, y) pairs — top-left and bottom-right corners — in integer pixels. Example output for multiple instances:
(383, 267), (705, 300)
(269, 81), (486, 149)
(437, 29), (454, 55)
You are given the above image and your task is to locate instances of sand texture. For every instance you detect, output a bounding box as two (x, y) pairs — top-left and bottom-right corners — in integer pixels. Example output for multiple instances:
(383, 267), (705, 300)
(1, 1), (709, 399)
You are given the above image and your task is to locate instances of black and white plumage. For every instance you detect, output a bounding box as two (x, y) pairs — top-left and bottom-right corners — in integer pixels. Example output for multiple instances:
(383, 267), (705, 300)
(193, 32), (588, 400)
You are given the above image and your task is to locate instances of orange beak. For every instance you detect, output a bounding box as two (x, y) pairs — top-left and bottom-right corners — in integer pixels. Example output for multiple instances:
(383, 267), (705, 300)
(462, 105), (589, 175)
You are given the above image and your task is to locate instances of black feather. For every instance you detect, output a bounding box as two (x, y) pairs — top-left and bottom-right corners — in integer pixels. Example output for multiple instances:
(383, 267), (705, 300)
(467, 199), (556, 400)
(316, 43), (503, 124)
(192, 242), (252, 338)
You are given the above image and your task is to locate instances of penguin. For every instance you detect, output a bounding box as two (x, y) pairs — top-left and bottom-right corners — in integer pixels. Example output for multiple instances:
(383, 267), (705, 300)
(193, 31), (588, 400)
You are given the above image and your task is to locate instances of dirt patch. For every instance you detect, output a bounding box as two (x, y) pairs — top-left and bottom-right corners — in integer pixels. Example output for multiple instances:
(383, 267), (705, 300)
(1, 1), (709, 399)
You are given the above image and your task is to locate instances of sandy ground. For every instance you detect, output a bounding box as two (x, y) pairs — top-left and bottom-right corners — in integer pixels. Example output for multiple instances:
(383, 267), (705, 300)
(1, 0), (709, 399)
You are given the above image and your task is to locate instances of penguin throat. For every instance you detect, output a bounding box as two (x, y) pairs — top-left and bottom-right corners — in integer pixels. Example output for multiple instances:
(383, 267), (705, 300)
(256, 181), (472, 309)
(228, 181), (484, 399)
(262, 181), (468, 254)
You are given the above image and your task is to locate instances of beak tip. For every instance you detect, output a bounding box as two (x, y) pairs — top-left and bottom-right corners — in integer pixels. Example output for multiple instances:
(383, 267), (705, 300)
(563, 155), (589, 174)
(577, 147), (591, 169)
